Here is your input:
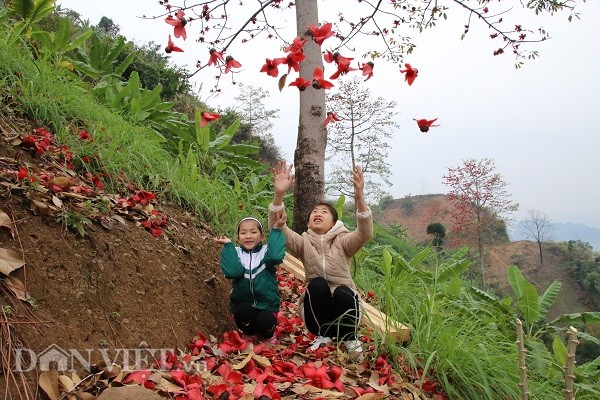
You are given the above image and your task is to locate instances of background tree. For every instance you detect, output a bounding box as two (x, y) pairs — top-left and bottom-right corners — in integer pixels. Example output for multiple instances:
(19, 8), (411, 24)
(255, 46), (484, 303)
(523, 209), (554, 264)
(325, 77), (399, 204)
(443, 158), (518, 284)
(427, 222), (446, 249)
(146, 0), (580, 232)
(234, 84), (279, 137)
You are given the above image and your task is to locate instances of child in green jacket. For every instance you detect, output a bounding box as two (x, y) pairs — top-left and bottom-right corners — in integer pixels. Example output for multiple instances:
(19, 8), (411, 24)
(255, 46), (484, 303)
(214, 214), (286, 339)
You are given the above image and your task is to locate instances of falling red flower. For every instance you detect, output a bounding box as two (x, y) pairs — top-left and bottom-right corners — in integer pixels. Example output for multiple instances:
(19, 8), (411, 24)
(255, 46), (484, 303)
(260, 58), (281, 77)
(311, 67), (334, 90)
(288, 77), (312, 91)
(200, 112), (221, 128)
(413, 118), (440, 132)
(400, 63), (419, 85)
(359, 61), (374, 81)
(224, 55), (242, 73)
(307, 22), (334, 46)
(367, 291), (375, 298)
(208, 48), (224, 66)
(165, 9), (187, 40)
(323, 111), (341, 126)
(165, 35), (184, 53)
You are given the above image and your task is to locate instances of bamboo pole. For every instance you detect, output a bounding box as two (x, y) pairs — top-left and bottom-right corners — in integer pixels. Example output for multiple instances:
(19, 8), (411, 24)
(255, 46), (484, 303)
(564, 326), (579, 400)
(516, 318), (529, 400)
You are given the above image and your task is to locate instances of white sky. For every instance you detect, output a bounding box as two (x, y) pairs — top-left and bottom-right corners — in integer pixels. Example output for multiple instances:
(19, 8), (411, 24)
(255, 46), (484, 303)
(57, 0), (600, 228)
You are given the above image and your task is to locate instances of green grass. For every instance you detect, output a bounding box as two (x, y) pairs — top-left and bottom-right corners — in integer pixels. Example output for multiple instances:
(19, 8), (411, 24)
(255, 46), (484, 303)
(0, 24), (248, 234)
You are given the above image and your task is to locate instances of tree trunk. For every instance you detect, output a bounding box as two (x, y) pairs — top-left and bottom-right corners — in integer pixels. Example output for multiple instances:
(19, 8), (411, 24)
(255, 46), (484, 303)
(537, 240), (544, 265)
(292, 0), (327, 233)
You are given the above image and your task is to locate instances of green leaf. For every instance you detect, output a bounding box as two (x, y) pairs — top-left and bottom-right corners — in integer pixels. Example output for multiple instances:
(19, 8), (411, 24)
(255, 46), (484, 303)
(382, 248), (392, 277)
(538, 281), (561, 321)
(552, 335), (567, 367)
(518, 282), (540, 325)
(507, 265), (527, 299)
(115, 50), (136, 77)
(65, 28), (93, 52)
(445, 275), (462, 297)
(333, 195), (345, 220)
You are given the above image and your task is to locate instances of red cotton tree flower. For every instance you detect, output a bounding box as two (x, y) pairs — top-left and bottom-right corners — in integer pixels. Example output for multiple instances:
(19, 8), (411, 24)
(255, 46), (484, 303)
(200, 112), (221, 127)
(359, 61), (374, 81)
(224, 56), (242, 73)
(165, 35), (184, 53)
(289, 77), (312, 91)
(414, 118), (439, 132)
(260, 58), (282, 77)
(307, 22), (334, 45)
(400, 63), (418, 85)
(164, 9), (187, 40)
(311, 67), (334, 89)
(323, 111), (341, 126)
(208, 48), (224, 66)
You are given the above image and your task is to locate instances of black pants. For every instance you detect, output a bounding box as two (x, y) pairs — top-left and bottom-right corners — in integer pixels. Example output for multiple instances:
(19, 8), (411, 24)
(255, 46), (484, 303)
(303, 277), (360, 341)
(232, 302), (277, 339)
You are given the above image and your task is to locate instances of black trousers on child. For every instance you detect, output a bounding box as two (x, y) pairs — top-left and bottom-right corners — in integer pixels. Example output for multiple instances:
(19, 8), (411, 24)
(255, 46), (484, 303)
(233, 302), (277, 339)
(303, 277), (360, 341)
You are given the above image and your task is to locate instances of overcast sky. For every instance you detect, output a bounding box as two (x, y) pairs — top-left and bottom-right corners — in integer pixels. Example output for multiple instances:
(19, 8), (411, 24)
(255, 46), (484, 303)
(57, 0), (600, 229)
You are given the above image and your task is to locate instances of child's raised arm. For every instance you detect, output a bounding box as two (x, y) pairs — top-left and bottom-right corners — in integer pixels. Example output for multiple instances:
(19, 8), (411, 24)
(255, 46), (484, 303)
(351, 165), (368, 213)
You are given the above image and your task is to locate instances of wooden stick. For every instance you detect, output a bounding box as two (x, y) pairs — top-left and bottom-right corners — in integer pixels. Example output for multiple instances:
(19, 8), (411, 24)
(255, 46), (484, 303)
(564, 326), (579, 400)
(516, 318), (529, 400)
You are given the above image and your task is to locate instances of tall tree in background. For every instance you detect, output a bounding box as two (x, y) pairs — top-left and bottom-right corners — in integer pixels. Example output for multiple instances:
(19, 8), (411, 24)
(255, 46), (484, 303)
(234, 84), (279, 137)
(147, 0), (580, 232)
(523, 209), (553, 264)
(443, 158), (518, 284)
(325, 77), (398, 204)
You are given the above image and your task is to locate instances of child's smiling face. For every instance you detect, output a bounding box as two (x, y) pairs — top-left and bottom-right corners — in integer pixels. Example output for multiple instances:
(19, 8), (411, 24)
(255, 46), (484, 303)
(237, 219), (264, 250)
(308, 204), (335, 234)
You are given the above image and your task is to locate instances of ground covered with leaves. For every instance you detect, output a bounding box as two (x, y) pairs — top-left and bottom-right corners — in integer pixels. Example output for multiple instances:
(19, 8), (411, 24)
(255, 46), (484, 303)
(0, 116), (445, 399)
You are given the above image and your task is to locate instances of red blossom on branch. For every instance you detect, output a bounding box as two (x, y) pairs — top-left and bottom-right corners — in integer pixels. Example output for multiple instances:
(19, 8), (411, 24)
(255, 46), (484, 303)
(208, 48), (224, 66)
(307, 22), (334, 45)
(165, 9), (187, 40)
(324, 50), (356, 79)
(274, 50), (305, 73)
(224, 55), (242, 73)
(283, 36), (306, 53)
(288, 77), (311, 91)
(311, 67), (334, 89)
(260, 58), (282, 77)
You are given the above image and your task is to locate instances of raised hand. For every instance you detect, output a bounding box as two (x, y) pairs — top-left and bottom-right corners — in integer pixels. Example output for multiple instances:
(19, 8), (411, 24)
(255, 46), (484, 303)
(273, 160), (295, 196)
(350, 165), (368, 212)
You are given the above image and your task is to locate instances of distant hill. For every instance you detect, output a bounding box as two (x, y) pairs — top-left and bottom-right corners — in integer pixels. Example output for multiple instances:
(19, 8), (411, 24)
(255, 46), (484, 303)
(375, 194), (596, 317)
(511, 221), (600, 250)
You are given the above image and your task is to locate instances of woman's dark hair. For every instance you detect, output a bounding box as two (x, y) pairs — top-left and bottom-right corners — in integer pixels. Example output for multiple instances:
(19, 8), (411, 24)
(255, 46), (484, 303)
(309, 202), (338, 223)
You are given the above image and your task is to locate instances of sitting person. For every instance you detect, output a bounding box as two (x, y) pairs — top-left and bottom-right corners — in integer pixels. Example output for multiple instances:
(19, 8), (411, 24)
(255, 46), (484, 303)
(268, 161), (373, 353)
(214, 213), (286, 340)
